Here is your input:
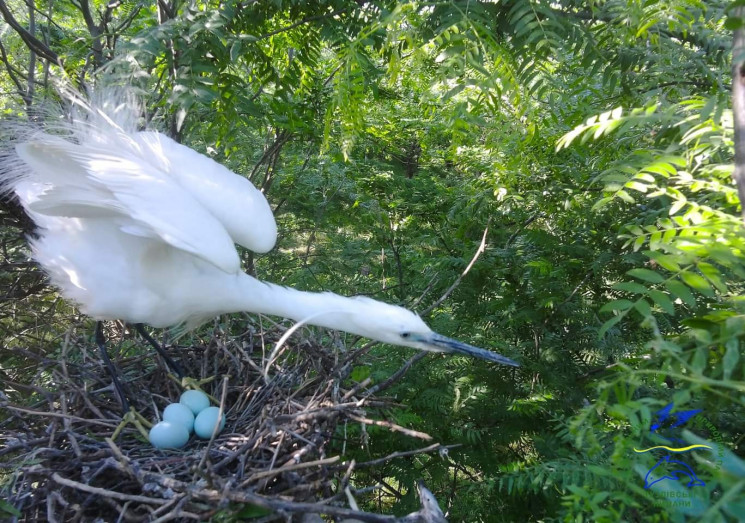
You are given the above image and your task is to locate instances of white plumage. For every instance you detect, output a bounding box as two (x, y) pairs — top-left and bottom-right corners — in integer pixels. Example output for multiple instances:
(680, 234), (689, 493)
(2, 91), (519, 367)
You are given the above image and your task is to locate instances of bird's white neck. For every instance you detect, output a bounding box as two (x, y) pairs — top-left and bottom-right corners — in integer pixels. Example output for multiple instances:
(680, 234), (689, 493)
(231, 272), (361, 333)
(212, 271), (427, 348)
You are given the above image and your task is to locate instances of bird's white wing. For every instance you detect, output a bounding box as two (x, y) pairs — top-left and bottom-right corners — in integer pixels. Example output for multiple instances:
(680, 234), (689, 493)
(16, 140), (241, 273)
(136, 132), (277, 253)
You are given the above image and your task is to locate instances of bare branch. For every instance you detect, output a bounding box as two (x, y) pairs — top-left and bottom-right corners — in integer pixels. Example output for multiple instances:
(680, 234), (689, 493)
(0, 38), (26, 95)
(256, 8), (347, 42)
(53, 473), (170, 505)
(363, 351), (427, 397)
(348, 413), (433, 440)
(0, 0), (59, 64)
(340, 443), (462, 469)
(422, 223), (490, 316)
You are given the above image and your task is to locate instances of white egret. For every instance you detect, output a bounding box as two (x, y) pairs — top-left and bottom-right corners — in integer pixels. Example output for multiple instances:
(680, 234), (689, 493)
(1, 91), (518, 409)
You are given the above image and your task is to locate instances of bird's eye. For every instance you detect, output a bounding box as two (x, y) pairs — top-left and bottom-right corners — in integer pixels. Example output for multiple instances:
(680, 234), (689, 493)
(401, 332), (411, 339)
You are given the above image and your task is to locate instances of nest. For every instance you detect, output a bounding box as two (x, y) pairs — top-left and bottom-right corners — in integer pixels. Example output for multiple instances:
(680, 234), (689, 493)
(0, 317), (450, 522)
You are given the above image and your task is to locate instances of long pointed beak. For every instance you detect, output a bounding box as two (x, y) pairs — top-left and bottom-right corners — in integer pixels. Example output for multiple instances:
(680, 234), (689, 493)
(425, 332), (520, 367)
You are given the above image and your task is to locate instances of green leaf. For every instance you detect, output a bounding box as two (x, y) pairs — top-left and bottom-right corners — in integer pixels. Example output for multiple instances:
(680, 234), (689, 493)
(645, 251), (681, 272)
(626, 180), (648, 193)
(665, 279), (697, 307)
(669, 198), (687, 215)
(723, 339), (740, 380)
(232, 504), (274, 518)
(690, 347), (708, 372)
(612, 281), (649, 294)
(648, 290), (675, 314)
(598, 314), (623, 337)
(627, 268), (664, 283)
(634, 299), (652, 317)
(720, 446), (745, 477)
(633, 235), (645, 251)
(0, 500), (21, 518)
(600, 299), (634, 313)
(681, 271), (714, 296)
(351, 365), (371, 382)
(591, 492), (610, 504)
(616, 190), (635, 203)
(725, 16), (745, 30)
(230, 41), (243, 62)
(698, 262), (728, 293)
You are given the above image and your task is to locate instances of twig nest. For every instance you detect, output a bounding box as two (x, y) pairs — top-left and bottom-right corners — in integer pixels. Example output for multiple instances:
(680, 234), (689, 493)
(148, 421), (190, 449)
(179, 390), (210, 414)
(163, 403), (195, 433)
(2, 321), (426, 520)
(194, 406), (226, 439)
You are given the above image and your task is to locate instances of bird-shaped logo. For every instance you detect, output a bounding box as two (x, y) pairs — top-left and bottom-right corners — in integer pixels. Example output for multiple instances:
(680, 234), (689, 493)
(634, 403), (711, 489)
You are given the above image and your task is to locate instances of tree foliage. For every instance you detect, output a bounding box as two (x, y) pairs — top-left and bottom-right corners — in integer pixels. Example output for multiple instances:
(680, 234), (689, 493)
(1, 0), (743, 520)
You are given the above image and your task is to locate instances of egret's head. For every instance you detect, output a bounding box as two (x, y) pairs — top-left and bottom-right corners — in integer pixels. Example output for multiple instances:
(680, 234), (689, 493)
(343, 298), (520, 367)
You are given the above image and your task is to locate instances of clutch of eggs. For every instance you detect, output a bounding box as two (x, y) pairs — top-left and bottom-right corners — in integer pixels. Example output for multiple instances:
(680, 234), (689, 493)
(148, 390), (226, 449)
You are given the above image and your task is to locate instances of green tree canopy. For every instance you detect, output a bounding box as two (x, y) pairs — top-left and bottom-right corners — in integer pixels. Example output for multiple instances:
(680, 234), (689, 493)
(1, 0), (743, 520)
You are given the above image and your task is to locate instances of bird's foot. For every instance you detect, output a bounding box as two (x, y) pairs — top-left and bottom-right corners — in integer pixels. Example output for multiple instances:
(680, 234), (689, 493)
(167, 374), (220, 404)
(112, 407), (153, 440)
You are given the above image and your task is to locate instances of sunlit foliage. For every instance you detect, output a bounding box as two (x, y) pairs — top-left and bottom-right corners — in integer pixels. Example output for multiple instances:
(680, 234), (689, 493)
(1, 0), (742, 520)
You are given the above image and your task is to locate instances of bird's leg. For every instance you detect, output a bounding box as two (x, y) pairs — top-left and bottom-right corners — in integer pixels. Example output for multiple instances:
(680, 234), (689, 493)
(167, 374), (219, 403)
(112, 407), (153, 440)
(95, 321), (131, 413)
(134, 324), (184, 378)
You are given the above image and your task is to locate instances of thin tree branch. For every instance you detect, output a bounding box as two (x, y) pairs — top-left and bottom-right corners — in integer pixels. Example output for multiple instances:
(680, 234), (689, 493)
(337, 443), (462, 470)
(348, 413), (433, 440)
(52, 473), (169, 505)
(24, 0), (36, 108)
(0, 0), (59, 63)
(363, 351), (428, 398)
(0, 39), (26, 95)
(422, 222), (490, 316)
(255, 8), (347, 42)
(112, 3), (144, 35)
(506, 212), (541, 247)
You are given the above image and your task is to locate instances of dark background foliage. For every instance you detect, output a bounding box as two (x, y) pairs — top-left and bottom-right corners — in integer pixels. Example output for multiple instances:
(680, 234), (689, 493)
(1, 0), (743, 520)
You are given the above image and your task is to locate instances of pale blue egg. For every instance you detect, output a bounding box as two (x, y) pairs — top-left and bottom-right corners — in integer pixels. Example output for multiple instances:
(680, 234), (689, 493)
(163, 403), (195, 433)
(180, 390), (210, 415)
(194, 406), (226, 439)
(149, 421), (189, 449)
